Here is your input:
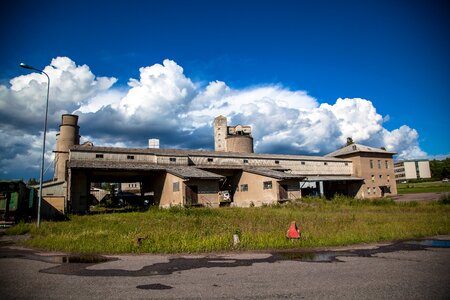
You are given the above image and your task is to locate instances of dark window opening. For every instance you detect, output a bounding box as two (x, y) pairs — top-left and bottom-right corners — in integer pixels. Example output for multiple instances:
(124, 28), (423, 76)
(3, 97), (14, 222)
(240, 184), (248, 192)
(170, 157), (176, 162)
(243, 159), (249, 164)
(95, 154), (104, 159)
(207, 158), (214, 162)
(127, 155), (135, 160)
(263, 181), (273, 189)
(275, 160), (280, 164)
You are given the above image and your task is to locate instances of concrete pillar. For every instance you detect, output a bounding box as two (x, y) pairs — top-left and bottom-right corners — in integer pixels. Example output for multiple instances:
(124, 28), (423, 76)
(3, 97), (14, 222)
(319, 181), (324, 197)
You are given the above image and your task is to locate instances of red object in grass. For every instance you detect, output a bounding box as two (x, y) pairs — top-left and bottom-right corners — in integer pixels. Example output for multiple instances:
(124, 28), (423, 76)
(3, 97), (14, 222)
(286, 221), (301, 239)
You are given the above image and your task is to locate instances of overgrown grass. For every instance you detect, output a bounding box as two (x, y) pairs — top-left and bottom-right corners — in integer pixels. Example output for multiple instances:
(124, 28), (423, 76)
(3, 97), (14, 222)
(397, 181), (450, 194)
(16, 196), (450, 254)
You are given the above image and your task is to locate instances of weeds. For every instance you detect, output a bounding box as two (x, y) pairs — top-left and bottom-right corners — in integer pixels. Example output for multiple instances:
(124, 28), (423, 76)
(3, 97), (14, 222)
(19, 197), (450, 254)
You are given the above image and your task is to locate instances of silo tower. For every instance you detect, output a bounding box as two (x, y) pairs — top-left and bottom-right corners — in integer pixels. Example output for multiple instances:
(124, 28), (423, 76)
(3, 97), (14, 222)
(54, 114), (80, 181)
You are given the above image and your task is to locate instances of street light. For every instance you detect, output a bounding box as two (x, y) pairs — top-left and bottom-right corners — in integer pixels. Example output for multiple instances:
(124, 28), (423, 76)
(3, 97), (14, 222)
(20, 63), (50, 227)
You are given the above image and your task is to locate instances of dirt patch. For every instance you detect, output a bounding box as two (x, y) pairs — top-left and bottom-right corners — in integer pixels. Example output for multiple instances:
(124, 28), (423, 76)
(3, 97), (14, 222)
(393, 192), (448, 202)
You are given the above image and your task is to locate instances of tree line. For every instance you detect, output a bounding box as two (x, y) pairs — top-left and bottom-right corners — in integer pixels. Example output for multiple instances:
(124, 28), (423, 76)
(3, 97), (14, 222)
(430, 158), (450, 180)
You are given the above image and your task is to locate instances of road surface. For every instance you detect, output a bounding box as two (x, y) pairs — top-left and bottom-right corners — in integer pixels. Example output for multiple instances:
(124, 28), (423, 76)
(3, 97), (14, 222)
(0, 235), (449, 299)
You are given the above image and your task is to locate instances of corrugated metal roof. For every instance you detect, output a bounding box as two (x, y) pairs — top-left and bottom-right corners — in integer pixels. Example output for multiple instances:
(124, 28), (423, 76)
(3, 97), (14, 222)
(166, 166), (224, 180)
(68, 160), (224, 180)
(325, 143), (396, 157)
(70, 145), (350, 162)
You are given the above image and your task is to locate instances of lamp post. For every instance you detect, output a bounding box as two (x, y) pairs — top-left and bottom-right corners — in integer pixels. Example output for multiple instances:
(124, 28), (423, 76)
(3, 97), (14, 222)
(20, 63), (50, 227)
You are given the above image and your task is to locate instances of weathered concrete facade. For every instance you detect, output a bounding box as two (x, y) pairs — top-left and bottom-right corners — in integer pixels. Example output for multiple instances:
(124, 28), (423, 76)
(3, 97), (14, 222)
(42, 115), (399, 214)
(326, 144), (397, 198)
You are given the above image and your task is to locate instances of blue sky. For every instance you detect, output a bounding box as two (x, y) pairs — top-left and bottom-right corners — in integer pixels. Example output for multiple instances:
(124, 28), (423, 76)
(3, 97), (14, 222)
(0, 0), (449, 180)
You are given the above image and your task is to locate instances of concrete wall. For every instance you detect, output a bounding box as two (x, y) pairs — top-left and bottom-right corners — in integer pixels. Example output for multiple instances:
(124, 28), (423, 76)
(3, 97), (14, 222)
(159, 173), (184, 208)
(344, 153), (397, 198)
(233, 171), (279, 207)
(185, 179), (220, 207)
(226, 135), (253, 153)
(418, 161), (431, 179)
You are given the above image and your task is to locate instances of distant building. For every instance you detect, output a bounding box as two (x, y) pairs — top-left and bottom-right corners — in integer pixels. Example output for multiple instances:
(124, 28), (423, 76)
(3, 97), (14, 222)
(394, 160), (431, 182)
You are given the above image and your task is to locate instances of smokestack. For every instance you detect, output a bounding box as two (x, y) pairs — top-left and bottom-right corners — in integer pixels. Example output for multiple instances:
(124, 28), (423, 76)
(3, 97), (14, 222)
(54, 114), (80, 181)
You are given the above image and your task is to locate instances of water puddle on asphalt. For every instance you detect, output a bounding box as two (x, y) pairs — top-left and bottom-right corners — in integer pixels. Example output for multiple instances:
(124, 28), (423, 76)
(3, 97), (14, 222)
(136, 283), (173, 290)
(405, 239), (450, 248)
(1, 238), (449, 277)
(41, 255), (112, 264)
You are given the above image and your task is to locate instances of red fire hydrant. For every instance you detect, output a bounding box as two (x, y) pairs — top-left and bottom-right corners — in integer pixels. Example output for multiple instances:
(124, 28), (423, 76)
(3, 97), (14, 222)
(286, 221), (301, 239)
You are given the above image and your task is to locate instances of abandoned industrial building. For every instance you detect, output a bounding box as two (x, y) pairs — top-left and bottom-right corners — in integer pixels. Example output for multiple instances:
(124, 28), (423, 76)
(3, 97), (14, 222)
(39, 114), (397, 216)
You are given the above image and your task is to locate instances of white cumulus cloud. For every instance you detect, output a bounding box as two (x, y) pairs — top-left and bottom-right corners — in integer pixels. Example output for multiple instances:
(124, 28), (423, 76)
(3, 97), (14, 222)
(0, 56), (429, 179)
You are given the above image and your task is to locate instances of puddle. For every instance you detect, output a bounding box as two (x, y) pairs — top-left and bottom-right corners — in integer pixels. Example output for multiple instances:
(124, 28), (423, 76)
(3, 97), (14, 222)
(405, 239), (450, 248)
(275, 251), (356, 263)
(1, 238), (448, 277)
(136, 283), (173, 290)
(41, 255), (112, 264)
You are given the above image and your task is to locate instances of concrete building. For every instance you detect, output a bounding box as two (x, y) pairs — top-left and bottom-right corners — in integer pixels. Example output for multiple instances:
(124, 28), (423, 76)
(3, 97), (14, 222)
(326, 144), (397, 198)
(214, 116), (253, 153)
(40, 115), (397, 215)
(394, 160), (431, 182)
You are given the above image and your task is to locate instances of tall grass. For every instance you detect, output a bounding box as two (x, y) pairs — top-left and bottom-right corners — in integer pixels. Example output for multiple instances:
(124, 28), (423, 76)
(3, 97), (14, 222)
(20, 197), (450, 254)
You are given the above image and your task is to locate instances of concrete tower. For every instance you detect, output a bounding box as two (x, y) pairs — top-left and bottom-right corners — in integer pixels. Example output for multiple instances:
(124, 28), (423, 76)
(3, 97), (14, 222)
(214, 115), (228, 152)
(54, 114), (80, 181)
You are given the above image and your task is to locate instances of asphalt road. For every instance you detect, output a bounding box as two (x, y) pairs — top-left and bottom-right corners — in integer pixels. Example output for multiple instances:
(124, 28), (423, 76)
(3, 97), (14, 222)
(1, 235), (449, 299)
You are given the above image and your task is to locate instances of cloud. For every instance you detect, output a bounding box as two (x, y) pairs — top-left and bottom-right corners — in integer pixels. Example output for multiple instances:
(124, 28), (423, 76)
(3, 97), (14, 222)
(0, 56), (429, 179)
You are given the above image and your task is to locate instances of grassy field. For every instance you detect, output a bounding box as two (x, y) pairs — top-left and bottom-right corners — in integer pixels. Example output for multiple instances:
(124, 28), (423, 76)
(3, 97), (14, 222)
(8, 197), (450, 254)
(397, 181), (450, 194)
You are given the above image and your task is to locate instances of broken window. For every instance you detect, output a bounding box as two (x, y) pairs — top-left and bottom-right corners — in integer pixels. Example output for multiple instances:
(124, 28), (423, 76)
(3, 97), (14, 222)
(370, 160), (374, 169)
(240, 184), (248, 192)
(243, 159), (249, 164)
(263, 181), (272, 189)
(127, 155), (134, 160)
(95, 154), (104, 159)
(170, 157), (176, 162)
(207, 158), (214, 162)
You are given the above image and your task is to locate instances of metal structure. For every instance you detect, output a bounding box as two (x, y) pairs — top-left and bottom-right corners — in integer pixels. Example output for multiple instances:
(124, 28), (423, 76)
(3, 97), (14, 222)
(20, 63), (50, 227)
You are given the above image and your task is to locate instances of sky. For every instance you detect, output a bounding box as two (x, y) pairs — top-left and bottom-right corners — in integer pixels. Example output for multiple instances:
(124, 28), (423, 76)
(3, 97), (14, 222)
(0, 0), (449, 180)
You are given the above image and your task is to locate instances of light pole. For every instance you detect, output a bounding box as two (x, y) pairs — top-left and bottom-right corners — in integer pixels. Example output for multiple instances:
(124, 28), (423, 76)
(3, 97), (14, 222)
(20, 63), (50, 227)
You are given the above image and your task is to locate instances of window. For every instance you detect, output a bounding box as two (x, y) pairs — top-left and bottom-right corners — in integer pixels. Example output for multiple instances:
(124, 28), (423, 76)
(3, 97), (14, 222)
(173, 182), (180, 192)
(324, 162), (328, 165)
(127, 155), (134, 160)
(345, 162), (348, 166)
(372, 187), (376, 195)
(387, 175), (390, 182)
(371, 175), (375, 182)
(275, 160), (280, 164)
(378, 160), (381, 169)
(240, 184), (248, 192)
(243, 159), (249, 164)
(301, 161), (305, 165)
(263, 181), (273, 189)
(379, 175), (382, 179)
(207, 158), (214, 162)
(169, 157), (176, 162)
(367, 187), (371, 195)
(385, 160), (389, 169)
(95, 154), (104, 159)
(370, 160), (374, 169)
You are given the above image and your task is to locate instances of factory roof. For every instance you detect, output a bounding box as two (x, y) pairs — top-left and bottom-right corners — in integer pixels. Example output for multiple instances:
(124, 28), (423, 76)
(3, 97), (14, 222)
(70, 145), (350, 162)
(325, 143), (396, 157)
(69, 160), (224, 180)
